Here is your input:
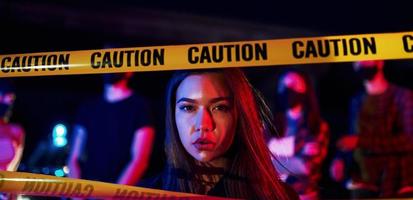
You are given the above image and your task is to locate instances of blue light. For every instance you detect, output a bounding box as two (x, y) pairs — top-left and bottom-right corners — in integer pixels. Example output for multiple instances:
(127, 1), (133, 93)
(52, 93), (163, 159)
(52, 123), (67, 147)
(54, 169), (65, 177)
(53, 124), (67, 137)
(53, 137), (67, 148)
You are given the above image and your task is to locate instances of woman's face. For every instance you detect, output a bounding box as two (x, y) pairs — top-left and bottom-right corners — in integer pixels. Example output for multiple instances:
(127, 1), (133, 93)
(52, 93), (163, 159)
(175, 73), (237, 162)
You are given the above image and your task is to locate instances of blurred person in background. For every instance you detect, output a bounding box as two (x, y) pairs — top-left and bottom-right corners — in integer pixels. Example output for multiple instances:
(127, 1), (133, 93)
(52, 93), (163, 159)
(67, 72), (156, 186)
(268, 70), (329, 200)
(0, 79), (25, 171)
(0, 79), (25, 200)
(331, 60), (413, 198)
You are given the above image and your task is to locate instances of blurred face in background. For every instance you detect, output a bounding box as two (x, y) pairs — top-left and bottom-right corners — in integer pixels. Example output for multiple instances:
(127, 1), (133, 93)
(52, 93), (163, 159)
(175, 73), (237, 162)
(0, 91), (15, 119)
(278, 72), (307, 109)
(353, 60), (383, 81)
(102, 72), (133, 86)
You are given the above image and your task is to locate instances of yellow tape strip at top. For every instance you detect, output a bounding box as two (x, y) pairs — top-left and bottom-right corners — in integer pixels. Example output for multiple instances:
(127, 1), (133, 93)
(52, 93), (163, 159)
(1, 31), (413, 78)
(0, 171), (235, 199)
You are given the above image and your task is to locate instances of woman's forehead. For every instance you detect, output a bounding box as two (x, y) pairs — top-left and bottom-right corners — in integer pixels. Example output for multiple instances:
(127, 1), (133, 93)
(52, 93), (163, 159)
(176, 73), (230, 99)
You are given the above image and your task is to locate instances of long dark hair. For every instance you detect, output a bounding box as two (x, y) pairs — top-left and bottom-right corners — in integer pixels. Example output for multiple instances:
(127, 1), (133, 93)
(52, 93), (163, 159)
(276, 70), (322, 136)
(163, 68), (291, 199)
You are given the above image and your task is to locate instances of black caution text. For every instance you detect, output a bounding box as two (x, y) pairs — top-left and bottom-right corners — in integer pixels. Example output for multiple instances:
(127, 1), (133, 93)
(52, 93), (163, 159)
(292, 37), (377, 59)
(188, 43), (268, 64)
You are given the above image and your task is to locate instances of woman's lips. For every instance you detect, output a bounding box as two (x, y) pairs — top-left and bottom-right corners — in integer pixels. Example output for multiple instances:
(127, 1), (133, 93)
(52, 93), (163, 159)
(193, 138), (215, 151)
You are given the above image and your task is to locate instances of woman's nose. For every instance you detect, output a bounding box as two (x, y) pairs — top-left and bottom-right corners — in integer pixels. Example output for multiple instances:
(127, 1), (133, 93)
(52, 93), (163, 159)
(195, 108), (214, 132)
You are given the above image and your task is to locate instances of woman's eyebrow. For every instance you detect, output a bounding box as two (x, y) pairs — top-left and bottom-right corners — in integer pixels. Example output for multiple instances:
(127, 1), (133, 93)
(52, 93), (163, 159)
(209, 96), (231, 104)
(176, 97), (197, 104)
(176, 96), (231, 104)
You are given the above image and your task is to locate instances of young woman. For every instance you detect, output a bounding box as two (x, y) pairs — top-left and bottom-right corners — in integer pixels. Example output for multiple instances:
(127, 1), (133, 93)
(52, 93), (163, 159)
(160, 68), (298, 199)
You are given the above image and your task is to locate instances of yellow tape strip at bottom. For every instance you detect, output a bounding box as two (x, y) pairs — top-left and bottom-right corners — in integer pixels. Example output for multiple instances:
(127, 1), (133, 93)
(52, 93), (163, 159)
(0, 171), (234, 199)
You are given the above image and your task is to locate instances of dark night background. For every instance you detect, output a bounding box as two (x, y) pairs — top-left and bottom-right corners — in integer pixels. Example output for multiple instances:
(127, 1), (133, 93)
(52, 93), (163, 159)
(1, 0), (413, 198)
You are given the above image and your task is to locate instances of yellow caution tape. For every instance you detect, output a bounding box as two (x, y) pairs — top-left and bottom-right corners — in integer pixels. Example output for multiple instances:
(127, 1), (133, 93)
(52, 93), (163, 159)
(0, 171), (234, 199)
(0, 31), (412, 78)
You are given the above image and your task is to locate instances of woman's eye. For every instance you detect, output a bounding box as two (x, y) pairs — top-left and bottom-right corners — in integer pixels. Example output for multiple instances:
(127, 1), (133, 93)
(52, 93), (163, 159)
(212, 104), (230, 112)
(179, 105), (195, 112)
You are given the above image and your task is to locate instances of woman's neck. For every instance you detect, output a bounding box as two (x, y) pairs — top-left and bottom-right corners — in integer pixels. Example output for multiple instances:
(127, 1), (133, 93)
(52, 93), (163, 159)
(195, 157), (229, 169)
(193, 157), (229, 194)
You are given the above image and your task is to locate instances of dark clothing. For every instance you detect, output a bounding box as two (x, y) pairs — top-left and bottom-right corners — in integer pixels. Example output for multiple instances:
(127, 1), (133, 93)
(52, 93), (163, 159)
(350, 84), (413, 196)
(75, 94), (153, 183)
(144, 167), (299, 200)
(351, 84), (413, 154)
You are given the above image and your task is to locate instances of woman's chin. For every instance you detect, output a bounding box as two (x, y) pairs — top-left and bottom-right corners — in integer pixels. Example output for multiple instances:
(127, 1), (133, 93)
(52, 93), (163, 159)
(194, 151), (214, 162)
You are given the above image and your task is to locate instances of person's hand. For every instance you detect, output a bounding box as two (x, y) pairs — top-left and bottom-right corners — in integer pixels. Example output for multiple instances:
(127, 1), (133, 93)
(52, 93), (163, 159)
(337, 135), (358, 152)
(302, 142), (320, 156)
(330, 158), (345, 182)
(267, 136), (295, 157)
